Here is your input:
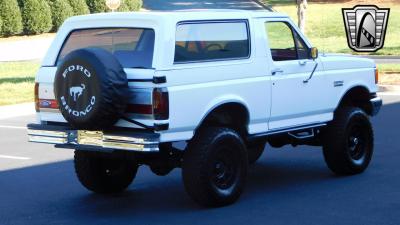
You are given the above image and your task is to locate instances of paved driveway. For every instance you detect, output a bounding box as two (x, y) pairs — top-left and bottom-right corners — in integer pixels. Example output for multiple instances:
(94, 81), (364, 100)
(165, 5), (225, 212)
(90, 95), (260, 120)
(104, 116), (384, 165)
(0, 93), (399, 225)
(143, 0), (265, 10)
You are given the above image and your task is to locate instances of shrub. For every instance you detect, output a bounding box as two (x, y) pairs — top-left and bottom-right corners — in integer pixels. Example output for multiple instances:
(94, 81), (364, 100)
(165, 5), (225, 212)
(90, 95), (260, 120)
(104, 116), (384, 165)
(86, 0), (106, 13)
(0, 17), (2, 36)
(22, 0), (52, 34)
(0, 0), (23, 36)
(48, 0), (74, 31)
(118, 0), (142, 12)
(68, 0), (90, 15)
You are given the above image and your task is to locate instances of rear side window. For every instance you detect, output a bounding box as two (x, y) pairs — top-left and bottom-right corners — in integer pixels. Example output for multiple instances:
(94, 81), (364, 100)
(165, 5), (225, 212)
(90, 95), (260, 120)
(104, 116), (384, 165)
(174, 21), (250, 63)
(57, 28), (155, 68)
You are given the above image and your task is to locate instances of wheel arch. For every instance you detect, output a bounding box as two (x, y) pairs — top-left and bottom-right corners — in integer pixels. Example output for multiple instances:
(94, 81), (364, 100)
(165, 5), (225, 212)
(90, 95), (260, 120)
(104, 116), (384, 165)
(195, 99), (250, 137)
(336, 85), (374, 115)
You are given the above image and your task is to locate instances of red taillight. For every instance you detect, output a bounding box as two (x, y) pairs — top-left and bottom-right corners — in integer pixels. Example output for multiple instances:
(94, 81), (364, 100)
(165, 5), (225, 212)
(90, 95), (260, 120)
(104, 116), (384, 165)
(34, 83), (39, 112)
(38, 99), (59, 109)
(375, 68), (379, 84)
(153, 88), (169, 120)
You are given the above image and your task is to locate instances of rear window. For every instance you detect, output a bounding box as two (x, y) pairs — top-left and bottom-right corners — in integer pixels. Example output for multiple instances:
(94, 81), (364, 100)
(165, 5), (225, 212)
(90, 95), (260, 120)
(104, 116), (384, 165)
(57, 28), (155, 68)
(174, 21), (250, 63)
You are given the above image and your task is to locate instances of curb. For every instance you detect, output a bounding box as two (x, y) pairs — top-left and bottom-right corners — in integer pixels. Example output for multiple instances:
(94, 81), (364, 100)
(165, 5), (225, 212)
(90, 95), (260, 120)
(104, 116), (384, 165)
(378, 85), (400, 93)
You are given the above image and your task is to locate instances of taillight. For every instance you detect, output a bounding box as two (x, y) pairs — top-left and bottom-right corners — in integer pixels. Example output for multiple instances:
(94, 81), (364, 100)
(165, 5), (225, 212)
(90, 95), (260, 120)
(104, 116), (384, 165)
(38, 99), (59, 109)
(153, 88), (169, 120)
(34, 83), (39, 112)
(375, 67), (379, 84)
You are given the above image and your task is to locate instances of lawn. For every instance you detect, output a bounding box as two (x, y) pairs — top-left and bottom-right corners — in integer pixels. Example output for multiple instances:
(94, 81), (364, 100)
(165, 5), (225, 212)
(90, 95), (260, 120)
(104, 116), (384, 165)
(0, 61), (39, 105)
(264, 1), (400, 56)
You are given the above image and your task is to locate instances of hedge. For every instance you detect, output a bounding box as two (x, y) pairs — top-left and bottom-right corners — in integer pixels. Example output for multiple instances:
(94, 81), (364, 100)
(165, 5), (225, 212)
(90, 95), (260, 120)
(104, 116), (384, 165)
(119, 0), (142, 12)
(22, 0), (52, 34)
(68, 0), (90, 15)
(86, 0), (106, 13)
(0, 0), (23, 36)
(86, 0), (142, 13)
(48, 0), (74, 31)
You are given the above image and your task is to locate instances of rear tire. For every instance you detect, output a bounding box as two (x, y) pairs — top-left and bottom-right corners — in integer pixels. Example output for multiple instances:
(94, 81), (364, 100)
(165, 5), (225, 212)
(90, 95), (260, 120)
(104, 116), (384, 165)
(74, 151), (138, 194)
(182, 127), (248, 207)
(322, 107), (374, 175)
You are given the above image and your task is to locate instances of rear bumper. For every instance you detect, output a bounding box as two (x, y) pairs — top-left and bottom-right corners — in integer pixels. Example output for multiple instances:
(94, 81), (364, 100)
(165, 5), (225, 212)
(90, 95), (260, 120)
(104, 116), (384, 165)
(370, 96), (383, 116)
(27, 124), (160, 152)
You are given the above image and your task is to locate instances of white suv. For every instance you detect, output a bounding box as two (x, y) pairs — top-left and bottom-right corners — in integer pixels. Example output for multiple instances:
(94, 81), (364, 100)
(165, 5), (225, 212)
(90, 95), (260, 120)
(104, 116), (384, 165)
(28, 10), (382, 207)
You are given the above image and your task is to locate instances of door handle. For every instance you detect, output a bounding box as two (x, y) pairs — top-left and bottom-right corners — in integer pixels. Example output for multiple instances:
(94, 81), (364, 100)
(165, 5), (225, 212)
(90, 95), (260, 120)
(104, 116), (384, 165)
(299, 60), (308, 66)
(271, 68), (284, 75)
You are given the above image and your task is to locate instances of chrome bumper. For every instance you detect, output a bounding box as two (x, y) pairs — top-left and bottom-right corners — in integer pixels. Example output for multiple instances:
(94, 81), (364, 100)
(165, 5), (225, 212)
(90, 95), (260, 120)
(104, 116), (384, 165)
(27, 124), (160, 152)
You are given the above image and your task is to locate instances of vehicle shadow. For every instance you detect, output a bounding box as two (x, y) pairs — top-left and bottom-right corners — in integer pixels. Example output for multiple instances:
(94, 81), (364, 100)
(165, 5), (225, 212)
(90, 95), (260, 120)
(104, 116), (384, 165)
(0, 99), (398, 224)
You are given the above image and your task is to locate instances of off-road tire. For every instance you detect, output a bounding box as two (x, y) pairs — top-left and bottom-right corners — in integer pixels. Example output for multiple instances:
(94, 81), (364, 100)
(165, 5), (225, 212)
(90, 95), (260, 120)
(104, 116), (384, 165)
(74, 150), (138, 194)
(322, 107), (374, 175)
(182, 127), (248, 207)
(247, 140), (266, 164)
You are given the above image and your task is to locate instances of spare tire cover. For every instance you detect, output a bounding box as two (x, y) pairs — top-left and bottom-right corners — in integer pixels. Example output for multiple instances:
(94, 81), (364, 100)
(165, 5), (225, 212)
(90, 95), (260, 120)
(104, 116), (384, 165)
(54, 48), (129, 130)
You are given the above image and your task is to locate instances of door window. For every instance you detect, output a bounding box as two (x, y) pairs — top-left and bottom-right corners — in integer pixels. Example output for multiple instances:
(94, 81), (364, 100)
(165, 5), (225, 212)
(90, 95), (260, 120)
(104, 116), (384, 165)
(265, 22), (309, 61)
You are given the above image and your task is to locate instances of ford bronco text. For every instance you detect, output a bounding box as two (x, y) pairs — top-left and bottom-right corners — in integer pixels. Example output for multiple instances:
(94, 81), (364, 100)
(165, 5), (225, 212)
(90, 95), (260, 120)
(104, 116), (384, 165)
(28, 10), (382, 207)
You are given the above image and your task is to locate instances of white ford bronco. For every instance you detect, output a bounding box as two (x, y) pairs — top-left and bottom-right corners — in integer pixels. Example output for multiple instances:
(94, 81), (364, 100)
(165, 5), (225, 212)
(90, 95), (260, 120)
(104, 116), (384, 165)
(28, 10), (382, 207)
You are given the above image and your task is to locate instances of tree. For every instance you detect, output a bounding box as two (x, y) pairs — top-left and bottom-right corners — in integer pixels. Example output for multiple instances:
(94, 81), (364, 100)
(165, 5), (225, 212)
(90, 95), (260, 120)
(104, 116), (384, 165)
(118, 0), (142, 12)
(296, 0), (307, 33)
(22, 0), (53, 34)
(68, 0), (90, 15)
(86, 0), (106, 13)
(0, 0), (23, 36)
(48, 0), (74, 31)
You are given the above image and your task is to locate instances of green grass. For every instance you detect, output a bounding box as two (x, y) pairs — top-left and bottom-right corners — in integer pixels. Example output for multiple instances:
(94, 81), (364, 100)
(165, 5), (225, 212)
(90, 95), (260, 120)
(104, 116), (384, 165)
(0, 61), (40, 105)
(378, 64), (400, 73)
(264, 1), (400, 56)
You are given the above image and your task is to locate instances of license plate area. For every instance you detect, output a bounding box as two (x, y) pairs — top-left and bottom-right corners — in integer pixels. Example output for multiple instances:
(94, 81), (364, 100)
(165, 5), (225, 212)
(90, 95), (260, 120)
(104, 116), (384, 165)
(77, 130), (103, 146)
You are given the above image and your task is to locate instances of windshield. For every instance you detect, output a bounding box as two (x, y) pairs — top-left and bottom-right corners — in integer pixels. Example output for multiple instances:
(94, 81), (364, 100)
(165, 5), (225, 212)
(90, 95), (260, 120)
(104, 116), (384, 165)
(57, 28), (155, 68)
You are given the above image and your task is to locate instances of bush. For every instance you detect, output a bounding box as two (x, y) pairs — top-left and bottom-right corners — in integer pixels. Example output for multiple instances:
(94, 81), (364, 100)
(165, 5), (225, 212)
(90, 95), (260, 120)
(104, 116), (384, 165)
(86, 0), (141, 13)
(0, 0), (23, 36)
(0, 17), (2, 36)
(68, 0), (90, 15)
(86, 0), (106, 13)
(118, 0), (142, 12)
(22, 0), (52, 34)
(48, 0), (74, 31)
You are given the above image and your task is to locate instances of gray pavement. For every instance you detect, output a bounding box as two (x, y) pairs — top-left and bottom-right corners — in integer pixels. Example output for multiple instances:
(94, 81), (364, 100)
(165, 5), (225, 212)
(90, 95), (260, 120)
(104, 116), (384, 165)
(143, 0), (266, 10)
(0, 93), (399, 225)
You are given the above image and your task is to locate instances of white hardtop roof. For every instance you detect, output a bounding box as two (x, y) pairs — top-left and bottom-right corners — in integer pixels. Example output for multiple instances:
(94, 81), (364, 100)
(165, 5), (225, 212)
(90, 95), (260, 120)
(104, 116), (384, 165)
(65, 9), (289, 24)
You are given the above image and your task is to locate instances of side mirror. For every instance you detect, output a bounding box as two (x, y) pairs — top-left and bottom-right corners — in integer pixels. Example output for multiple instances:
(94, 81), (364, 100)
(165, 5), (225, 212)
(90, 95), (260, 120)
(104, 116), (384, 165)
(310, 47), (318, 60)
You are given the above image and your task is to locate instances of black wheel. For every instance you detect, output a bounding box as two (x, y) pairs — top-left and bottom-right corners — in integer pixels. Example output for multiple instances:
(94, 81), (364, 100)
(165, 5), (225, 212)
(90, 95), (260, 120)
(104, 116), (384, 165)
(322, 107), (374, 175)
(247, 140), (266, 164)
(74, 151), (138, 194)
(182, 127), (248, 207)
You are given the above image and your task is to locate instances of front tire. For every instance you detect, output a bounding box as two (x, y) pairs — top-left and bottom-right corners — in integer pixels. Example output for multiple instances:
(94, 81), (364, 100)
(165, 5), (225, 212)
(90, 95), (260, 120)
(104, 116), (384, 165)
(322, 107), (374, 175)
(247, 140), (266, 164)
(182, 127), (248, 207)
(74, 151), (138, 194)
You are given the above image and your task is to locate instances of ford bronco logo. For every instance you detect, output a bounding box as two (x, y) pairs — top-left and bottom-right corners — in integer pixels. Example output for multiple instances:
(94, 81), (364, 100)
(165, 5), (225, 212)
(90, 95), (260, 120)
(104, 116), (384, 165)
(70, 84), (86, 102)
(60, 65), (96, 117)
(342, 5), (390, 52)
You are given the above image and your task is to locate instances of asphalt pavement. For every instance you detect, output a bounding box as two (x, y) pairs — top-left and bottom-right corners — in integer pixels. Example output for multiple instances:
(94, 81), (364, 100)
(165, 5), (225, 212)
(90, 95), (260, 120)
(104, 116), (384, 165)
(0, 93), (399, 225)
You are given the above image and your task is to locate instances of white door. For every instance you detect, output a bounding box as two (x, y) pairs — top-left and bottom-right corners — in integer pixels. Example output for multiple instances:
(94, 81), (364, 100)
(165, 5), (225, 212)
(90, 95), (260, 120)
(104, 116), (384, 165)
(263, 19), (332, 130)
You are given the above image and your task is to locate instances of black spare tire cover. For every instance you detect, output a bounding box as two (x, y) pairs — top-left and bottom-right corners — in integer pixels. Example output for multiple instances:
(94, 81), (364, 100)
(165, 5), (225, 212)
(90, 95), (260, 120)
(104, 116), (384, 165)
(54, 48), (129, 130)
